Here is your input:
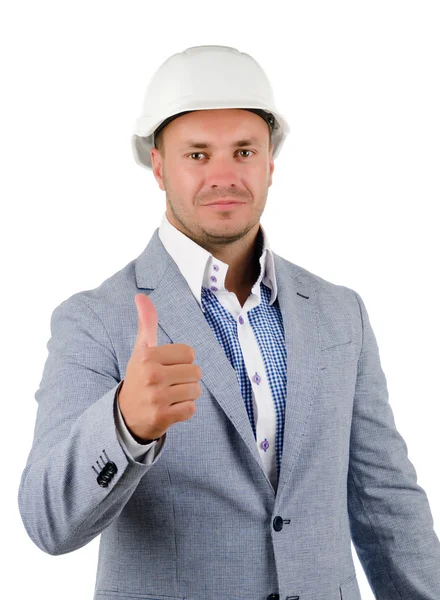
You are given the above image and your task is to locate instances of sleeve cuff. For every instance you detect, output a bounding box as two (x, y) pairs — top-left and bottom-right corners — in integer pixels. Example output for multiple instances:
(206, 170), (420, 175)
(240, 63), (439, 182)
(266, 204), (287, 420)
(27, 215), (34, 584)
(113, 381), (165, 464)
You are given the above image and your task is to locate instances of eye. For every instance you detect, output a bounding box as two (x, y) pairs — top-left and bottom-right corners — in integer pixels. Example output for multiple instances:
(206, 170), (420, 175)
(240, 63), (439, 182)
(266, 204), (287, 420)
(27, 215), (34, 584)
(188, 150), (254, 160)
(238, 150), (254, 158)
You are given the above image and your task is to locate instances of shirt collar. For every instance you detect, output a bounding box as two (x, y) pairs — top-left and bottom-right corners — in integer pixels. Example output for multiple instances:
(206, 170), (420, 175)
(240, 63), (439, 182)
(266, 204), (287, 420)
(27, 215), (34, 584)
(158, 211), (278, 310)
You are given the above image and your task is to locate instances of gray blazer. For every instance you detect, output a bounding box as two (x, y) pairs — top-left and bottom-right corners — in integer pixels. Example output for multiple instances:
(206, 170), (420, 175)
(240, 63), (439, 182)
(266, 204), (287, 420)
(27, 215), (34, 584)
(18, 227), (440, 600)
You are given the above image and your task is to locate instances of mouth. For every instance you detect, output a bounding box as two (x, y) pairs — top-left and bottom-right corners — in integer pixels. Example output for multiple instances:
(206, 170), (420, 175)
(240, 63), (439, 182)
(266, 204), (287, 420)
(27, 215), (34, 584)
(203, 200), (246, 207)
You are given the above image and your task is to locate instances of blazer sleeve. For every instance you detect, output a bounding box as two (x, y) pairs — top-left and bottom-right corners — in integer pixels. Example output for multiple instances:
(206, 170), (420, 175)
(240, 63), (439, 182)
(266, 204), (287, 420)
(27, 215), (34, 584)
(17, 295), (167, 556)
(347, 289), (440, 598)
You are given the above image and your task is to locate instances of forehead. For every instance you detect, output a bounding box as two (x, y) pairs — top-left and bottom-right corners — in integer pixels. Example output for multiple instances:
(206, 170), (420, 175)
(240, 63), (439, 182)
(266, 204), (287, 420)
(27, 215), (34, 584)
(166, 108), (269, 145)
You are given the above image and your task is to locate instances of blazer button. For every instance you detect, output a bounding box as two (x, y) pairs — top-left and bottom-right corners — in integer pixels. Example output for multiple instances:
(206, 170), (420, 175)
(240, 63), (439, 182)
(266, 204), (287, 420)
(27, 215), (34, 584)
(266, 595), (279, 600)
(97, 461), (118, 487)
(97, 474), (110, 487)
(104, 461), (117, 475)
(273, 516), (284, 531)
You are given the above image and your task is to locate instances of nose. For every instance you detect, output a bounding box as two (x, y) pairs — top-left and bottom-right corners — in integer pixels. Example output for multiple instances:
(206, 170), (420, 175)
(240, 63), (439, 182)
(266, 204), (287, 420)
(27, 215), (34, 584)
(205, 155), (242, 188)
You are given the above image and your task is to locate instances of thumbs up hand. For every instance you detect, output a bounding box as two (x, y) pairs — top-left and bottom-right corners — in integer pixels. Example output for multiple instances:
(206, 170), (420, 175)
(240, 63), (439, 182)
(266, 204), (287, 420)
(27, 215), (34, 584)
(117, 293), (203, 442)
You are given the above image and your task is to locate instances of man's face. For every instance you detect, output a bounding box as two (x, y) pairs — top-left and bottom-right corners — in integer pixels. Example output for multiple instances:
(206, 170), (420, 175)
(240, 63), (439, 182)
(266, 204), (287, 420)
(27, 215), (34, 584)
(150, 109), (275, 249)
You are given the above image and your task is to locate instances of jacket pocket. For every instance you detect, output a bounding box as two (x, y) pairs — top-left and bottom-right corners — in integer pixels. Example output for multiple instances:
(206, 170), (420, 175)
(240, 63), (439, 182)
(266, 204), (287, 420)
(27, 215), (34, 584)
(339, 573), (362, 600)
(320, 340), (359, 367)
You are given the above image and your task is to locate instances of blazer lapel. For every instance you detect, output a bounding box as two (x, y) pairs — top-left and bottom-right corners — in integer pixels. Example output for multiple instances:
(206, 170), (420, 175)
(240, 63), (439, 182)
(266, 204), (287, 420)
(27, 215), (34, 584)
(271, 253), (321, 499)
(135, 229), (321, 499)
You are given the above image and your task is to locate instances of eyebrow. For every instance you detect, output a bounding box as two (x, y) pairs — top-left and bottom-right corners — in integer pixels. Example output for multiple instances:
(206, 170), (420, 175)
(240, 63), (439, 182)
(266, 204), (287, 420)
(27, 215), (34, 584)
(181, 137), (262, 149)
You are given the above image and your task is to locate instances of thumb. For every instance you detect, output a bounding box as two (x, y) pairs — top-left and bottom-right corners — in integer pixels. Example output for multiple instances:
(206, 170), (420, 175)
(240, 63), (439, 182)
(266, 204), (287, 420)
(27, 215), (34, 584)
(134, 293), (158, 349)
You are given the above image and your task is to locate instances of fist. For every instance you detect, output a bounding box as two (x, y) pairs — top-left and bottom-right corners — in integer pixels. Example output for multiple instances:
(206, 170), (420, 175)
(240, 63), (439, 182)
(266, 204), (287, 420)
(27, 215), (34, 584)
(117, 293), (203, 442)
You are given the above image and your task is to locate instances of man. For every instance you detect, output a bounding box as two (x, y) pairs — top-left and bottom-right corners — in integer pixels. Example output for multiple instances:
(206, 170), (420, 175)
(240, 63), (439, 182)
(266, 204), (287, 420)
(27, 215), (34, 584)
(18, 45), (440, 600)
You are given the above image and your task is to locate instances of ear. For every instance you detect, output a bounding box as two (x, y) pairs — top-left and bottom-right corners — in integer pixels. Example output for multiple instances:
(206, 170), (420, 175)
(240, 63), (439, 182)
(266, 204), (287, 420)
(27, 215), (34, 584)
(268, 145), (274, 187)
(150, 147), (165, 192)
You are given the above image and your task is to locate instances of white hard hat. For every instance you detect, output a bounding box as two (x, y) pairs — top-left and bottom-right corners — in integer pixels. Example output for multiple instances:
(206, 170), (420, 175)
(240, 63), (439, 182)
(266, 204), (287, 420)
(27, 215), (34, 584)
(131, 45), (290, 170)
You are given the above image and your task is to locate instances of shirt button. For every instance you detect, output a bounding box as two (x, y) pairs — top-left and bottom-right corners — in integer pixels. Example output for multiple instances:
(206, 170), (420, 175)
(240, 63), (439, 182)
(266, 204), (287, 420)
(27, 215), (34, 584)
(210, 286), (218, 292)
(210, 275), (217, 282)
(213, 264), (219, 271)
(238, 315), (244, 324)
(260, 438), (269, 451)
(252, 372), (261, 384)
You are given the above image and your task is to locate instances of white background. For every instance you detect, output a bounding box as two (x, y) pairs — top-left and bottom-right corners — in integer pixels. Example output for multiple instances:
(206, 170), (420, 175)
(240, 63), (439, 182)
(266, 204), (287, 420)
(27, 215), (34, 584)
(2, 1), (439, 598)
